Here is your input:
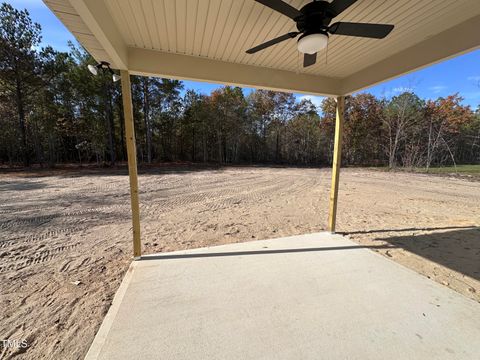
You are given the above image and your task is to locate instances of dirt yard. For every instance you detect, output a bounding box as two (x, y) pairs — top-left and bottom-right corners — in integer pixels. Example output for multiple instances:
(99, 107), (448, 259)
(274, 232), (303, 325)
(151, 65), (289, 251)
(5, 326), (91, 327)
(1, 166), (479, 359)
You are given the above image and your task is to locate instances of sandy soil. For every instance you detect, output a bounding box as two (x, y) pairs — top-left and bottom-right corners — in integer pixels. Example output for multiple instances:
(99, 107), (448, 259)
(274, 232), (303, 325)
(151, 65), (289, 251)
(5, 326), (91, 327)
(0, 166), (479, 359)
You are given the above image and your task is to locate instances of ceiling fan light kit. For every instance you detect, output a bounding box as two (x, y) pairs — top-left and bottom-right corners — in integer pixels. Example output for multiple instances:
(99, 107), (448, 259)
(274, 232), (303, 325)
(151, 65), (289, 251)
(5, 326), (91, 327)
(247, 0), (394, 67)
(297, 32), (329, 54)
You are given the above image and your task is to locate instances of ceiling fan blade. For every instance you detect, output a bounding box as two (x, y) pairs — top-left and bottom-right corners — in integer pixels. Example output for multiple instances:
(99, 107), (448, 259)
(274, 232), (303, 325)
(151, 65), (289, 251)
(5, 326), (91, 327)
(246, 32), (299, 54)
(328, 0), (358, 16)
(303, 53), (317, 67)
(329, 22), (394, 39)
(255, 0), (302, 20)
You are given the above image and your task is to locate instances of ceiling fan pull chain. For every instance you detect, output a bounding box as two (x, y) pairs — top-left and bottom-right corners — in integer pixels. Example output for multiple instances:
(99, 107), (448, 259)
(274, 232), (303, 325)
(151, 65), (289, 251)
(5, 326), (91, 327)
(296, 50), (302, 72)
(325, 40), (329, 65)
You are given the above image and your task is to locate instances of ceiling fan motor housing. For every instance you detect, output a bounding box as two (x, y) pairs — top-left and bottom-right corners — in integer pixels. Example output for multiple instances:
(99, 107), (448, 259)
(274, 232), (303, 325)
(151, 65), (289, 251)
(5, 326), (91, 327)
(296, 1), (335, 36)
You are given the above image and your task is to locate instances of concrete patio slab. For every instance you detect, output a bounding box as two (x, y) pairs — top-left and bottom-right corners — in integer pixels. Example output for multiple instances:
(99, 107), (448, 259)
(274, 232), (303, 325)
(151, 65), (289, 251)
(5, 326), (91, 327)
(85, 232), (480, 360)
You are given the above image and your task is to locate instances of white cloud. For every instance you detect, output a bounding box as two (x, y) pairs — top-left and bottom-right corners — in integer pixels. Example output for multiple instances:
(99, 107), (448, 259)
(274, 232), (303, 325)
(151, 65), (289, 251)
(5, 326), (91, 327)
(467, 76), (480, 82)
(381, 86), (415, 98)
(429, 85), (447, 94)
(392, 86), (414, 94)
(297, 95), (325, 108)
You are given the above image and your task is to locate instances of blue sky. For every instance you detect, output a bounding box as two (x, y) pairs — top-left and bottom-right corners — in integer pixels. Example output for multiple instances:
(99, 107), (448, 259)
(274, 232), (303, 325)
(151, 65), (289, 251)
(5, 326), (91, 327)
(10, 0), (480, 109)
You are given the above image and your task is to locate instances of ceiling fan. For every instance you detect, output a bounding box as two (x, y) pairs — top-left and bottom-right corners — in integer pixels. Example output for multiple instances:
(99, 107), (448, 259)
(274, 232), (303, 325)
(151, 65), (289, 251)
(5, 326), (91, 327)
(246, 0), (394, 67)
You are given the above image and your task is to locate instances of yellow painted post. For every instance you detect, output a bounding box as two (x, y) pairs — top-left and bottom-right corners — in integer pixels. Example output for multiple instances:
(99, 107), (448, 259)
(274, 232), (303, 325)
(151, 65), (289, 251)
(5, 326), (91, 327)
(120, 70), (141, 258)
(327, 96), (345, 233)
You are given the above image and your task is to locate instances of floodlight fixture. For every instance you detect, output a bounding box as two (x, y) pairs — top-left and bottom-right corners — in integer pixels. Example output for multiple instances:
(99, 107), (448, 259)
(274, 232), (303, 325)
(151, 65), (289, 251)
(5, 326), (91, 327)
(87, 61), (121, 83)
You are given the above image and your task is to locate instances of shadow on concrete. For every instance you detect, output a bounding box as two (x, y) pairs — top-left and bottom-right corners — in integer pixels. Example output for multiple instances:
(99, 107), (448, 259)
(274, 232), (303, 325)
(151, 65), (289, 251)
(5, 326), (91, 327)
(141, 243), (395, 260)
(375, 227), (480, 281)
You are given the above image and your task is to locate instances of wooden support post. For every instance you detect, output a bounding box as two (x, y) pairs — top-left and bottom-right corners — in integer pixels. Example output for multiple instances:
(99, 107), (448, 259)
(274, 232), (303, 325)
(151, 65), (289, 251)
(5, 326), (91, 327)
(120, 70), (141, 258)
(327, 96), (345, 233)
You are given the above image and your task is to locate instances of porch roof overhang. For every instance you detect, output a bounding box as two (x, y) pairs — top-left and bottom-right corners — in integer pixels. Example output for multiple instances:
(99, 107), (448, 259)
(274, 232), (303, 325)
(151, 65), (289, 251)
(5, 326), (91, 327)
(44, 0), (480, 96)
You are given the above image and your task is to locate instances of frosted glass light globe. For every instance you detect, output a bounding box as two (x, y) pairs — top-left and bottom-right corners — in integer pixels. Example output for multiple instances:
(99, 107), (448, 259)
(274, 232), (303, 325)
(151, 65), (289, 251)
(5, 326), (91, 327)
(87, 64), (98, 76)
(297, 33), (328, 54)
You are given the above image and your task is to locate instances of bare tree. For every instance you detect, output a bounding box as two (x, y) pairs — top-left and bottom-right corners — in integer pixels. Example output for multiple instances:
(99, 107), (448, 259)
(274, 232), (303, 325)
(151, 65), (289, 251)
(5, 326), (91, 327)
(382, 92), (424, 168)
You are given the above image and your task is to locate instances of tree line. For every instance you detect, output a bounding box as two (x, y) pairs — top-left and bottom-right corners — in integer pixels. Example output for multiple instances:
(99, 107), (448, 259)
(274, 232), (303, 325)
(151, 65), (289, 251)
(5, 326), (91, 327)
(1, 3), (479, 169)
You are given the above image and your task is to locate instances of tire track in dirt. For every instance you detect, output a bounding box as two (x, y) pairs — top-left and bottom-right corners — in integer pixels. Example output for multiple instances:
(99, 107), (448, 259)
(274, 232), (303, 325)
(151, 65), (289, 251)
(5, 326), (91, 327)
(143, 174), (316, 215)
(0, 227), (81, 249)
(141, 177), (276, 215)
(0, 215), (54, 230)
(140, 173), (268, 198)
(0, 242), (81, 273)
(0, 203), (131, 233)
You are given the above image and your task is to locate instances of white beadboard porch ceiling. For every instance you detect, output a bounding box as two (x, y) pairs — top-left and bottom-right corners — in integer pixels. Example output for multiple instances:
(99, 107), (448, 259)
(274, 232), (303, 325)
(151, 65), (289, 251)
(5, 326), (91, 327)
(44, 0), (480, 96)
(103, 0), (475, 77)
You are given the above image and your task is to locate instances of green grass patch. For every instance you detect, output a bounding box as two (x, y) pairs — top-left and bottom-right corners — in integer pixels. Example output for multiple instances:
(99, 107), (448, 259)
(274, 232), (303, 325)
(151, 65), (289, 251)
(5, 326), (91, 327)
(366, 164), (480, 177)
(420, 164), (480, 176)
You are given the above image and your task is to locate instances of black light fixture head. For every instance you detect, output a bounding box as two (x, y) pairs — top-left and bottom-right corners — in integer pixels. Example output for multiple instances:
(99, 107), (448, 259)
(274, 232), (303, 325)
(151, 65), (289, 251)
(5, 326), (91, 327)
(87, 61), (121, 82)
